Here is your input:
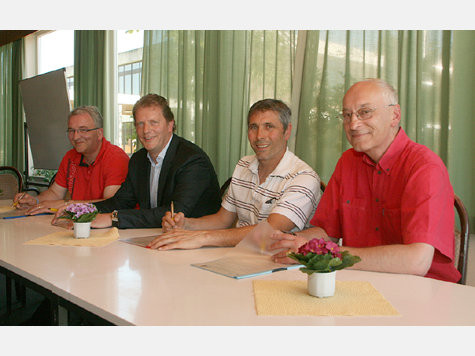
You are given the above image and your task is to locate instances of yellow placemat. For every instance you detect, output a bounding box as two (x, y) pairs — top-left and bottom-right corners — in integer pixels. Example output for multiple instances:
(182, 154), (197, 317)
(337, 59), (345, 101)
(253, 280), (399, 316)
(24, 227), (120, 247)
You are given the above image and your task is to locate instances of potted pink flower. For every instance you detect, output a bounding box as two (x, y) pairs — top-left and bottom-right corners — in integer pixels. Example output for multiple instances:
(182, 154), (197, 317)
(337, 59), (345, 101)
(288, 238), (361, 297)
(60, 203), (98, 239)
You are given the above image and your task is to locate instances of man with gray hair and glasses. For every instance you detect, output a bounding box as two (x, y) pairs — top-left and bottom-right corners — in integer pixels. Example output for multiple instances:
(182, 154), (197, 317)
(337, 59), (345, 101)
(14, 106), (129, 214)
(270, 79), (461, 283)
(148, 98), (321, 250)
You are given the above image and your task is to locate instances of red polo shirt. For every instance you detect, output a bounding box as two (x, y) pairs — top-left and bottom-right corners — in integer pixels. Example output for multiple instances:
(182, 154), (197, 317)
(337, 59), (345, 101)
(311, 129), (460, 283)
(55, 138), (129, 200)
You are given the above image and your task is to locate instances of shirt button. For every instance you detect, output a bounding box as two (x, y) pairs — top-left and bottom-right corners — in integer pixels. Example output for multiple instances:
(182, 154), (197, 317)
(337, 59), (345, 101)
(377, 170), (382, 175)
(375, 227), (379, 231)
(375, 198), (379, 202)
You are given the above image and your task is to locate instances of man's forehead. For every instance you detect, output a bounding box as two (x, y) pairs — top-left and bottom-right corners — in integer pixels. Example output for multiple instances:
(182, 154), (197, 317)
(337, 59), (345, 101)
(249, 109), (280, 123)
(68, 113), (94, 126)
(135, 105), (164, 120)
(343, 83), (385, 108)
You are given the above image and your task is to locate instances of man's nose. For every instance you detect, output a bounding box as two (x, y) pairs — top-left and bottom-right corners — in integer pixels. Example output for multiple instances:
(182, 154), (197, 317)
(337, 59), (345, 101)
(72, 130), (82, 140)
(348, 113), (361, 130)
(142, 122), (150, 132)
(256, 126), (266, 139)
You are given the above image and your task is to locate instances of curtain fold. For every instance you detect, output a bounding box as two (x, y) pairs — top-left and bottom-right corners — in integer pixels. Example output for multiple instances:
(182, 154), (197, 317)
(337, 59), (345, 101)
(74, 30), (117, 143)
(447, 30), (475, 228)
(0, 39), (24, 173)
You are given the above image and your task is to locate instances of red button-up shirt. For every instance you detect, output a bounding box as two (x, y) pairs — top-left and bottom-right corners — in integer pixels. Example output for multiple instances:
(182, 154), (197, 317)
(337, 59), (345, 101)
(311, 129), (461, 283)
(55, 138), (129, 200)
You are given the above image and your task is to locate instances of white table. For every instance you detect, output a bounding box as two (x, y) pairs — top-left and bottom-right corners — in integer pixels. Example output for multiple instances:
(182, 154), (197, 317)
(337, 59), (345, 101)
(1, 213), (475, 325)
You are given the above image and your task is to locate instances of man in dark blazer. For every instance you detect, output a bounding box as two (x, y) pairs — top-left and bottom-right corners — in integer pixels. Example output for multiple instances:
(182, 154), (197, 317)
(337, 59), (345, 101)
(90, 94), (221, 229)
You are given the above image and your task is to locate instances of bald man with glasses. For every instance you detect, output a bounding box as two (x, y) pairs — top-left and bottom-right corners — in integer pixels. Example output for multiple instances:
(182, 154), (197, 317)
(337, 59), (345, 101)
(270, 79), (461, 283)
(14, 106), (129, 214)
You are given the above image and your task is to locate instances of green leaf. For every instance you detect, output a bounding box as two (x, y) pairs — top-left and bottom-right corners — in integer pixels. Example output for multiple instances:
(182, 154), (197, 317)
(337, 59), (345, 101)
(328, 257), (342, 267)
(291, 250), (361, 273)
(75, 211), (99, 223)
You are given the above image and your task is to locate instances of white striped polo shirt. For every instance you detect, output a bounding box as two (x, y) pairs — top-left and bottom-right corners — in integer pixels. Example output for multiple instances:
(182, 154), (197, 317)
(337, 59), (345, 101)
(222, 148), (321, 231)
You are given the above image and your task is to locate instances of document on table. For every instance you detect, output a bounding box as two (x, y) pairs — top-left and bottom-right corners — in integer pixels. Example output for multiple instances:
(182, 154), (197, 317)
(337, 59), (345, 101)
(192, 221), (302, 279)
(120, 235), (156, 248)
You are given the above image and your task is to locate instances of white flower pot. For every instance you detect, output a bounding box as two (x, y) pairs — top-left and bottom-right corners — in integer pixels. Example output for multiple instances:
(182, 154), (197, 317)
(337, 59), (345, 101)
(73, 222), (91, 239)
(307, 271), (336, 298)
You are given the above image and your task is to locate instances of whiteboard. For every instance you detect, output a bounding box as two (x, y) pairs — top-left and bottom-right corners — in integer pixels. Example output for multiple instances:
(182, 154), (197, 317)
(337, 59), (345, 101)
(19, 68), (72, 170)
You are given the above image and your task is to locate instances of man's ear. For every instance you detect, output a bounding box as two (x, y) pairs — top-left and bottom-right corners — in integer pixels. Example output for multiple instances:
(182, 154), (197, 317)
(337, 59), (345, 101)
(391, 104), (401, 128)
(284, 123), (292, 140)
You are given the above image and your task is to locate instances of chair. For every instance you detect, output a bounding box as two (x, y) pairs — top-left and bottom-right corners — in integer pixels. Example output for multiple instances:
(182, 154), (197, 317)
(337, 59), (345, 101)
(0, 166), (39, 199)
(0, 166), (23, 199)
(0, 166), (40, 311)
(49, 172), (57, 187)
(454, 194), (470, 285)
(320, 180), (326, 193)
(219, 177), (232, 199)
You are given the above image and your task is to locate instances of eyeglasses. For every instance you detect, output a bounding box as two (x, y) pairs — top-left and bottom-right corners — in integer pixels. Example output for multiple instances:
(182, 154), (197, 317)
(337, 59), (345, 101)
(341, 104), (396, 122)
(66, 128), (100, 135)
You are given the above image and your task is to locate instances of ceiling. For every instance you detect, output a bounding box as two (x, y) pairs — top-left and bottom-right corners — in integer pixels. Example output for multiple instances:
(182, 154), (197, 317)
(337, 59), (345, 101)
(0, 30), (36, 47)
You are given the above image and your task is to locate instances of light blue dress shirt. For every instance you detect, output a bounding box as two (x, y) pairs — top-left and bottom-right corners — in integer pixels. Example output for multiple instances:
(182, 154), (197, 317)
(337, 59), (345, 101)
(147, 135), (173, 208)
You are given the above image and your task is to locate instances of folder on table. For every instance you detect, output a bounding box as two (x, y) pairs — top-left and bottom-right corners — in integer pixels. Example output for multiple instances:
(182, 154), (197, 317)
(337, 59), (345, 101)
(191, 220), (302, 279)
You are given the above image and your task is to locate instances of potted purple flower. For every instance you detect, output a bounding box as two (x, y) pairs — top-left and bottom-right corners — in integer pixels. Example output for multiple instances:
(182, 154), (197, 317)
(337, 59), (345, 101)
(288, 238), (361, 298)
(60, 203), (99, 239)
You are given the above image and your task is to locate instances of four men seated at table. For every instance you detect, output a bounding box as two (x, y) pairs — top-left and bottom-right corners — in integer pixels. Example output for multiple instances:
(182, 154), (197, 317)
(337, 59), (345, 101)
(14, 80), (461, 283)
(148, 99), (321, 249)
(13, 106), (129, 212)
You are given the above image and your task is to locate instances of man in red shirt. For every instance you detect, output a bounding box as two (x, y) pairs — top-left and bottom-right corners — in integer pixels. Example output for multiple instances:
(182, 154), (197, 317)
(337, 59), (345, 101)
(270, 79), (460, 283)
(14, 106), (129, 214)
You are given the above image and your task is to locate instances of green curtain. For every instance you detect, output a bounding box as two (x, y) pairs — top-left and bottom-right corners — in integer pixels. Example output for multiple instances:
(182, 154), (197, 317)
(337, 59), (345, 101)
(142, 30), (297, 184)
(143, 30), (474, 227)
(0, 39), (24, 173)
(447, 31), (475, 228)
(74, 30), (117, 142)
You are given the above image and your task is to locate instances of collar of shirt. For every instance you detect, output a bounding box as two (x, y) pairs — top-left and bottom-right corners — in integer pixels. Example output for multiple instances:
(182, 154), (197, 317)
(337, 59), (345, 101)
(148, 134), (173, 208)
(247, 147), (291, 178)
(362, 128), (409, 176)
(147, 134), (173, 166)
(78, 137), (107, 167)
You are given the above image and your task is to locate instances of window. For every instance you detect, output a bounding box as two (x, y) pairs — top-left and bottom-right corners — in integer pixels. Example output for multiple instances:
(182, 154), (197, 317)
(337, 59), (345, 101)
(23, 30), (75, 182)
(37, 30), (75, 106)
(117, 30), (143, 155)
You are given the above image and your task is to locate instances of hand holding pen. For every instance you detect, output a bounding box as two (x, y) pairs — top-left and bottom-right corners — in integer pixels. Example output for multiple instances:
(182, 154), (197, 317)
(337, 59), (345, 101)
(161, 201), (185, 233)
(12, 192), (38, 209)
(12, 192), (26, 208)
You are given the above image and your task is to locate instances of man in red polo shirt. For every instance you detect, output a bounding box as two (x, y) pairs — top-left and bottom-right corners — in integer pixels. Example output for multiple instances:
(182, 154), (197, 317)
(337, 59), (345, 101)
(14, 106), (129, 214)
(270, 79), (460, 283)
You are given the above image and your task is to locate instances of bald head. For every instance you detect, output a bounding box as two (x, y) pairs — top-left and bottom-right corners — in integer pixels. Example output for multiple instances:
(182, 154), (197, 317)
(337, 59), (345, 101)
(342, 78), (401, 163)
(345, 79), (398, 106)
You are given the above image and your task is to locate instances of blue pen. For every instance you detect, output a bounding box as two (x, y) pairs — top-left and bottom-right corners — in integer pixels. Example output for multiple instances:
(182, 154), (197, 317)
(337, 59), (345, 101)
(3, 213), (52, 220)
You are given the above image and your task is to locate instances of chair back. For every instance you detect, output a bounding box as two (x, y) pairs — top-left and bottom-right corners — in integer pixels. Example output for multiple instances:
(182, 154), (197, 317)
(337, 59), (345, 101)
(219, 177), (232, 199)
(454, 194), (470, 285)
(320, 180), (326, 193)
(0, 166), (23, 199)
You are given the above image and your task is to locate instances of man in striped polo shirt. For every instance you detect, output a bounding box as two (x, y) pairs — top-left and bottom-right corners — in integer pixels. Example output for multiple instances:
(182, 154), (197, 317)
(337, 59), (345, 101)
(148, 99), (321, 250)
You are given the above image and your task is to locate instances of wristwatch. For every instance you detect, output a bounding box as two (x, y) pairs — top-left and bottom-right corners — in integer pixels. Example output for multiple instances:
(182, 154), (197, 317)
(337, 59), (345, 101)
(111, 210), (119, 228)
